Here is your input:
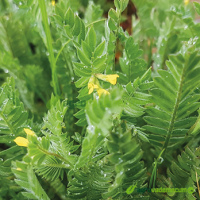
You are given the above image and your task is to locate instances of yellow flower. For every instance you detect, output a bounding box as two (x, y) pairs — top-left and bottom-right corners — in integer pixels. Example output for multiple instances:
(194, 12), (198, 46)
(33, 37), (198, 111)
(16, 168), (22, 171)
(88, 75), (111, 97)
(97, 88), (110, 97)
(14, 137), (28, 147)
(52, 0), (56, 6)
(24, 128), (35, 136)
(88, 83), (99, 94)
(95, 74), (119, 85)
(184, 0), (189, 5)
(88, 76), (100, 94)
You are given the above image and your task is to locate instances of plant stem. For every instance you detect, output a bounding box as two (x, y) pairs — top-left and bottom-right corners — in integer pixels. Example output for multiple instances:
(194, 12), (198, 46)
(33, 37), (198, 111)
(162, 63), (186, 153)
(86, 18), (106, 28)
(38, 0), (60, 97)
(37, 145), (73, 168)
(196, 171), (200, 197)
(106, 9), (121, 73)
(149, 148), (165, 188)
(55, 40), (71, 64)
(147, 39), (153, 68)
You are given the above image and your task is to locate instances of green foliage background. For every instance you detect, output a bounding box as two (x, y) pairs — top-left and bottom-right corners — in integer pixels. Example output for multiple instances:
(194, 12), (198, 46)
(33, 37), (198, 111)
(1, 0), (200, 199)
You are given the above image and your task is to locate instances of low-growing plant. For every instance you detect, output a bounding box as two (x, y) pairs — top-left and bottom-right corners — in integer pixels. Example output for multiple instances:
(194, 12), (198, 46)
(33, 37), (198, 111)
(1, 0), (200, 199)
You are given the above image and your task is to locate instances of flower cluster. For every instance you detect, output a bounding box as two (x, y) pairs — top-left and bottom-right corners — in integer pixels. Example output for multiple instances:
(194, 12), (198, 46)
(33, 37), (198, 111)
(88, 74), (119, 97)
(184, 0), (190, 6)
(14, 128), (36, 147)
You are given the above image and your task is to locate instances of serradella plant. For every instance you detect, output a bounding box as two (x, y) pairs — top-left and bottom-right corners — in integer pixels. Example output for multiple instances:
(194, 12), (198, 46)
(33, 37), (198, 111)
(88, 74), (119, 96)
(0, 0), (200, 200)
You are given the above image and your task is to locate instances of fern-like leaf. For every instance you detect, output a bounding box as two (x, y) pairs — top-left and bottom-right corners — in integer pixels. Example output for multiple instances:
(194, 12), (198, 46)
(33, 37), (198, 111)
(35, 156), (65, 181)
(144, 40), (200, 150)
(67, 164), (113, 200)
(75, 88), (123, 169)
(0, 77), (28, 145)
(42, 95), (79, 165)
(119, 37), (147, 83)
(12, 161), (50, 200)
(122, 67), (153, 119)
(103, 122), (148, 199)
(67, 88), (123, 199)
(151, 147), (198, 200)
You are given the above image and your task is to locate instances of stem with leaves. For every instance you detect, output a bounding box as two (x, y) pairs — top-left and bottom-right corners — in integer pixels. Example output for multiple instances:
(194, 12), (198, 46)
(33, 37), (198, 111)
(38, 0), (60, 97)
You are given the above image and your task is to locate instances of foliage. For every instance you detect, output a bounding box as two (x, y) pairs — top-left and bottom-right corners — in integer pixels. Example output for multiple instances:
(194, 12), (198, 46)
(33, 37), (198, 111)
(0, 0), (200, 200)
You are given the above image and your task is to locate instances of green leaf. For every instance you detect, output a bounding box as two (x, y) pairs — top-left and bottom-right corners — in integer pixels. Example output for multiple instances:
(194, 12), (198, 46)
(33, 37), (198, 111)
(72, 15), (81, 36)
(78, 19), (86, 42)
(35, 156), (66, 181)
(103, 127), (147, 199)
(92, 54), (106, 73)
(120, 0), (129, 12)
(167, 148), (197, 200)
(86, 26), (96, 52)
(73, 62), (91, 77)
(94, 40), (105, 58)
(0, 77), (28, 143)
(108, 8), (118, 21)
(64, 25), (73, 38)
(55, 6), (65, 19)
(120, 37), (146, 83)
(108, 18), (118, 31)
(12, 162), (50, 200)
(77, 48), (91, 66)
(122, 68), (152, 119)
(194, 2), (200, 15)
(85, 1), (103, 24)
(114, 0), (120, 10)
(75, 77), (90, 88)
(42, 96), (77, 167)
(38, 0), (60, 96)
(68, 164), (113, 199)
(65, 8), (74, 27)
(86, 88), (123, 136)
(144, 44), (200, 148)
(81, 41), (92, 59)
